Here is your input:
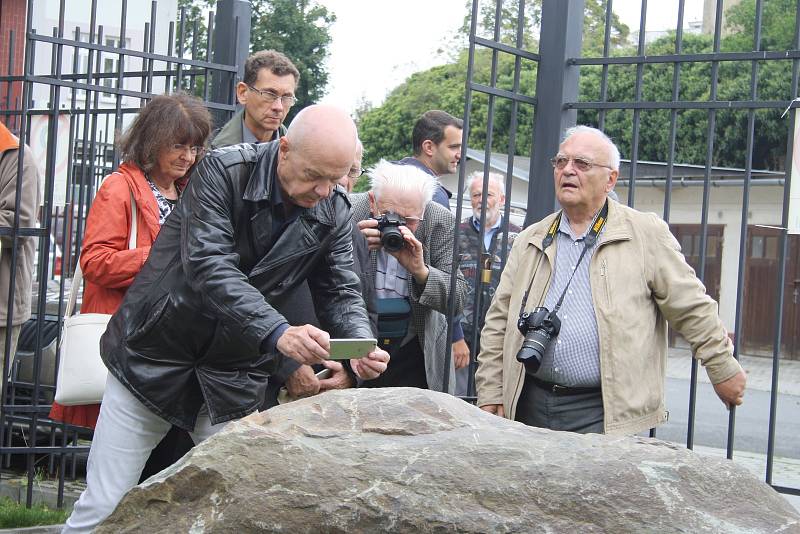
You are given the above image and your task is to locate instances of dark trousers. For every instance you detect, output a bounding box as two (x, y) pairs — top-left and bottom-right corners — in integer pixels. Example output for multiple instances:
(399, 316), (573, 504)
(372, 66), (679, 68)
(514, 375), (604, 434)
(362, 337), (427, 389)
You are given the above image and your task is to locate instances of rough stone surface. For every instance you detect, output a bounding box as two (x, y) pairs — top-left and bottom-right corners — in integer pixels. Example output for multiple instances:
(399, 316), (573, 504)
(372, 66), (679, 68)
(97, 388), (800, 533)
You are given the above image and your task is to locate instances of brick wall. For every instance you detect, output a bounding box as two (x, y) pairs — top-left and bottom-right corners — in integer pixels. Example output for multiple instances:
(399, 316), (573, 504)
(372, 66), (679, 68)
(0, 0), (27, 130)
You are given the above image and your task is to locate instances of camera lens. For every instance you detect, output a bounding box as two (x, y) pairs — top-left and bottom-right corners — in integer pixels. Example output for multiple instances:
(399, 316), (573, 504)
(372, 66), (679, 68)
(515, 329), (551, 373)
(515, 307), (560, 374)
(381, 227), (405, 252)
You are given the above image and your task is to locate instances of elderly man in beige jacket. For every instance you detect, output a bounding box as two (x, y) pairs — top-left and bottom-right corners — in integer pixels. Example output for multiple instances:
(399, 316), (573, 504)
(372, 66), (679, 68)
(475, 125), (746, 435)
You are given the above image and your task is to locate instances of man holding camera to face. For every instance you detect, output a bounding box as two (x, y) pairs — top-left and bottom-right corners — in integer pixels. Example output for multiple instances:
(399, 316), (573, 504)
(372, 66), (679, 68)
(353, 160), (468, 392)
(475, 126), (746, 435)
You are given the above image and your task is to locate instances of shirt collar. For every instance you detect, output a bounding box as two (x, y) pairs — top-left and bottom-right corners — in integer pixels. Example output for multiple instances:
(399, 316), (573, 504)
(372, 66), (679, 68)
(472, 214), (502, 233)
(559, 212), (589, 241)
(242, 116), (279, 144)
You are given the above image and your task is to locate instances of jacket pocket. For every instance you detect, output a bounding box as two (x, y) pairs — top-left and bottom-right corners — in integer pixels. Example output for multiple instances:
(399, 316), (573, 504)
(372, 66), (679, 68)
(599, 258), (611, 308)
(126, 293), (171, 344)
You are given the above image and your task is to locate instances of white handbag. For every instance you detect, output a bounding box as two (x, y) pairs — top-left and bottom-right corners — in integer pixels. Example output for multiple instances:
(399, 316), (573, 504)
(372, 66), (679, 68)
(54, 191), (138, 405)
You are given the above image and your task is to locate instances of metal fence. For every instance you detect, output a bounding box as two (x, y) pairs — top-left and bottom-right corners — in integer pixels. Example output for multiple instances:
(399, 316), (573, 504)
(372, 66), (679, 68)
(457, 0), (799, 498)
(0, 0), (250, 508)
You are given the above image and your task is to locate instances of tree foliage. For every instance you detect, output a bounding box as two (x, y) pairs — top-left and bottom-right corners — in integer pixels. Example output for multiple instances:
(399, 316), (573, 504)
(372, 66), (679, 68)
(360, 0), (795, 172)
(359, 0), (626, 167)
(249, 0), (335, 122)
(176, 0), (334, 121)
(577, 0), (796, 170)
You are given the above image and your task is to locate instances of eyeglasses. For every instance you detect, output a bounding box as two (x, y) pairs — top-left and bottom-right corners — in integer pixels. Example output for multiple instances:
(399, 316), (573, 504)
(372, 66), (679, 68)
(378, 211), (424, 225)
(246, 84), (297, 107)
(550, 155), (613, 172)
(347, 167), (365, 179)
(171, 144), (204, 156)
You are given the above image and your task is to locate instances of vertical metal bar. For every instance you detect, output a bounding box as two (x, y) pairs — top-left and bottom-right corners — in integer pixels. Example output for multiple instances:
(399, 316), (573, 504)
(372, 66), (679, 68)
(112, 0), (128, 170)
(729, 0), (765, 460)
(52, 6), (69, 508)
(74, 0), (99, 272)
(29, 10), (68, 491)
(766, 0), (800, 486)
(176, 6), (186, 91)
(468, 0), (528, 400)
(451, 0), (481, 396)
(18, 0), (39, 508)
(166, 21), (175, 93)
(146, 1), (157, 94)
(626, 0), (647, 209)
(203, 10), (214, 101)
(211, 0), (251, 125)
(4, 30), (13, 119)
(662, 0), (685, 222)
(64, 26), (81, 273)
(526, 0), (585, 225)
(598, 0), (613, 131)
(465, 0), (504, 397)
(140, 23), (149, 94)
(688, 0), (725, 451)
(190, 19), (199, 94)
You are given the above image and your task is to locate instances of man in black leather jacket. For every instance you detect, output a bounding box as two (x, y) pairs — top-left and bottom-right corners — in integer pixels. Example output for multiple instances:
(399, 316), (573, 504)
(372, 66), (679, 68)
(64, 105), (390, 533)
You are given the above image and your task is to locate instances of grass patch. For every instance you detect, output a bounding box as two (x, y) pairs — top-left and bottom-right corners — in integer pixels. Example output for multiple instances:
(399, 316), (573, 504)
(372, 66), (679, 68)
(0, 497), (68, 528)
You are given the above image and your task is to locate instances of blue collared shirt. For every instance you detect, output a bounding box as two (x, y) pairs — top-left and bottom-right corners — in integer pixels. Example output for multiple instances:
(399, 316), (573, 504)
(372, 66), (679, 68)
(472, 215), (502, 252)
(533, 213), (603, 387)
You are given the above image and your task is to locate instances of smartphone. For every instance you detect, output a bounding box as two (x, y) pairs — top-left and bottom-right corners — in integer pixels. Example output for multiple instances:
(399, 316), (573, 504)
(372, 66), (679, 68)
(315, 368), (332, 380)
(328, 338), (377, 360)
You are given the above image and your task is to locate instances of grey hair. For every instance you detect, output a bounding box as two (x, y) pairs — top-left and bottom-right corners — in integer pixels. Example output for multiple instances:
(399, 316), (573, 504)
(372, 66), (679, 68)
(466, 171), (505, 196)
(369, 159), (438, 205)
(562, 125), (621, 170)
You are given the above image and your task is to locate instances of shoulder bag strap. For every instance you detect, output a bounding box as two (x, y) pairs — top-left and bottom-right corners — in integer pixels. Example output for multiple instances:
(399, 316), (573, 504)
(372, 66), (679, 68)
(65, 189), (138, 317)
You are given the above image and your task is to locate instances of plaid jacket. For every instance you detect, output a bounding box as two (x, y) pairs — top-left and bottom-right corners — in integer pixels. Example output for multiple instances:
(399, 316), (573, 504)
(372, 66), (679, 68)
(351, 193), (467, 393)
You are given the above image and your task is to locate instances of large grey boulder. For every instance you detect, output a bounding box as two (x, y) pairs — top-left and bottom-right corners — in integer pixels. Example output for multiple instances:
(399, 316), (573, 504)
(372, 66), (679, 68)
(98, 388), (800, 533)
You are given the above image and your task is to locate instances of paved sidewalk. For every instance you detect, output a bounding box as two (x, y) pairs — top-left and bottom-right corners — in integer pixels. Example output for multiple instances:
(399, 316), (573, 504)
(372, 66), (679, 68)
(667, 347), (800, 397)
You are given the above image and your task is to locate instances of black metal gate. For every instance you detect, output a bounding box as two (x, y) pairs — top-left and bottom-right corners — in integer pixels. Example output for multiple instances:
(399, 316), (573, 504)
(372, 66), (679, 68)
(0, 0), (251, 508)
(458, 0), (799, 499)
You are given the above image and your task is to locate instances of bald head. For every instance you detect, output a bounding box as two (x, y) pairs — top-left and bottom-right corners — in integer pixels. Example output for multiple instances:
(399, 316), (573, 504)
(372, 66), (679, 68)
(278, 105), (358, 208)
(286, 104), (357, 161)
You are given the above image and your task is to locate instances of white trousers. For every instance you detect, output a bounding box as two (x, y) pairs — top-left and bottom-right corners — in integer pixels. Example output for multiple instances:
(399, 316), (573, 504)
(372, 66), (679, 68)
(62, 375), (227, 533)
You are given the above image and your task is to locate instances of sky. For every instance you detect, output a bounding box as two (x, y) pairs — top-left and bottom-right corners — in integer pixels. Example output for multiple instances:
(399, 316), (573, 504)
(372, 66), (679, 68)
(318, 0), (707, 113)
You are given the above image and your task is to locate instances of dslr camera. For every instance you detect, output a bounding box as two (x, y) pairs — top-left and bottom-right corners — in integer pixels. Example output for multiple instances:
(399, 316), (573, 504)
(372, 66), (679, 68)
(374, 211), (406, 252)
(515, 307), (561, 373)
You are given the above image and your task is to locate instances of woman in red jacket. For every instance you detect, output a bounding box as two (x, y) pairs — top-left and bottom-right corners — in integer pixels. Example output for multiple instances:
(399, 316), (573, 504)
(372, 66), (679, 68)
(50, 93), (211, 471)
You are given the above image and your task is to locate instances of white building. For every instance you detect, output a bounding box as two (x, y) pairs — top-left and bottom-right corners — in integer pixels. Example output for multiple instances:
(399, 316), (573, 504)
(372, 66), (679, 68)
(28, 0), (179, 205)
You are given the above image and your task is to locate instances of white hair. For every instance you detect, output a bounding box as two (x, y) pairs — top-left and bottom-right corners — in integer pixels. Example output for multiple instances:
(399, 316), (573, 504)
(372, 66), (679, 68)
(466, 171), (505, 196)
(562, 125), (621, 170)
(368, 159), (438, 205)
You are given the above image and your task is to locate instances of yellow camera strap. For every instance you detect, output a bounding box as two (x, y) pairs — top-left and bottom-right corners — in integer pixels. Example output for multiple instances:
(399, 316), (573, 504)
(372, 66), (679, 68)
(518, 199), (609, 317)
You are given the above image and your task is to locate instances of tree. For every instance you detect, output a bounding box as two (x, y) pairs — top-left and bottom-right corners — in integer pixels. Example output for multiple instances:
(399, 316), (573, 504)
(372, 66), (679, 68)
(358, 0), (627, 166)
(176, 0), (335, 122)
(577, 0), (796, 172)
(250, 0), (335, 122)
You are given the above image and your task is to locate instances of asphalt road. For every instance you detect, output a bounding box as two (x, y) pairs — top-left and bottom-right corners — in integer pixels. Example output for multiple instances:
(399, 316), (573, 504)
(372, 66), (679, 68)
(649, 377), (800, 460)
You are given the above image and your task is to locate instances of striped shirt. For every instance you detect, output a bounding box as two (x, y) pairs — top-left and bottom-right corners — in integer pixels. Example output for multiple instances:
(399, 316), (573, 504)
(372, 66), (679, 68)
(533, 213), (603, 387)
